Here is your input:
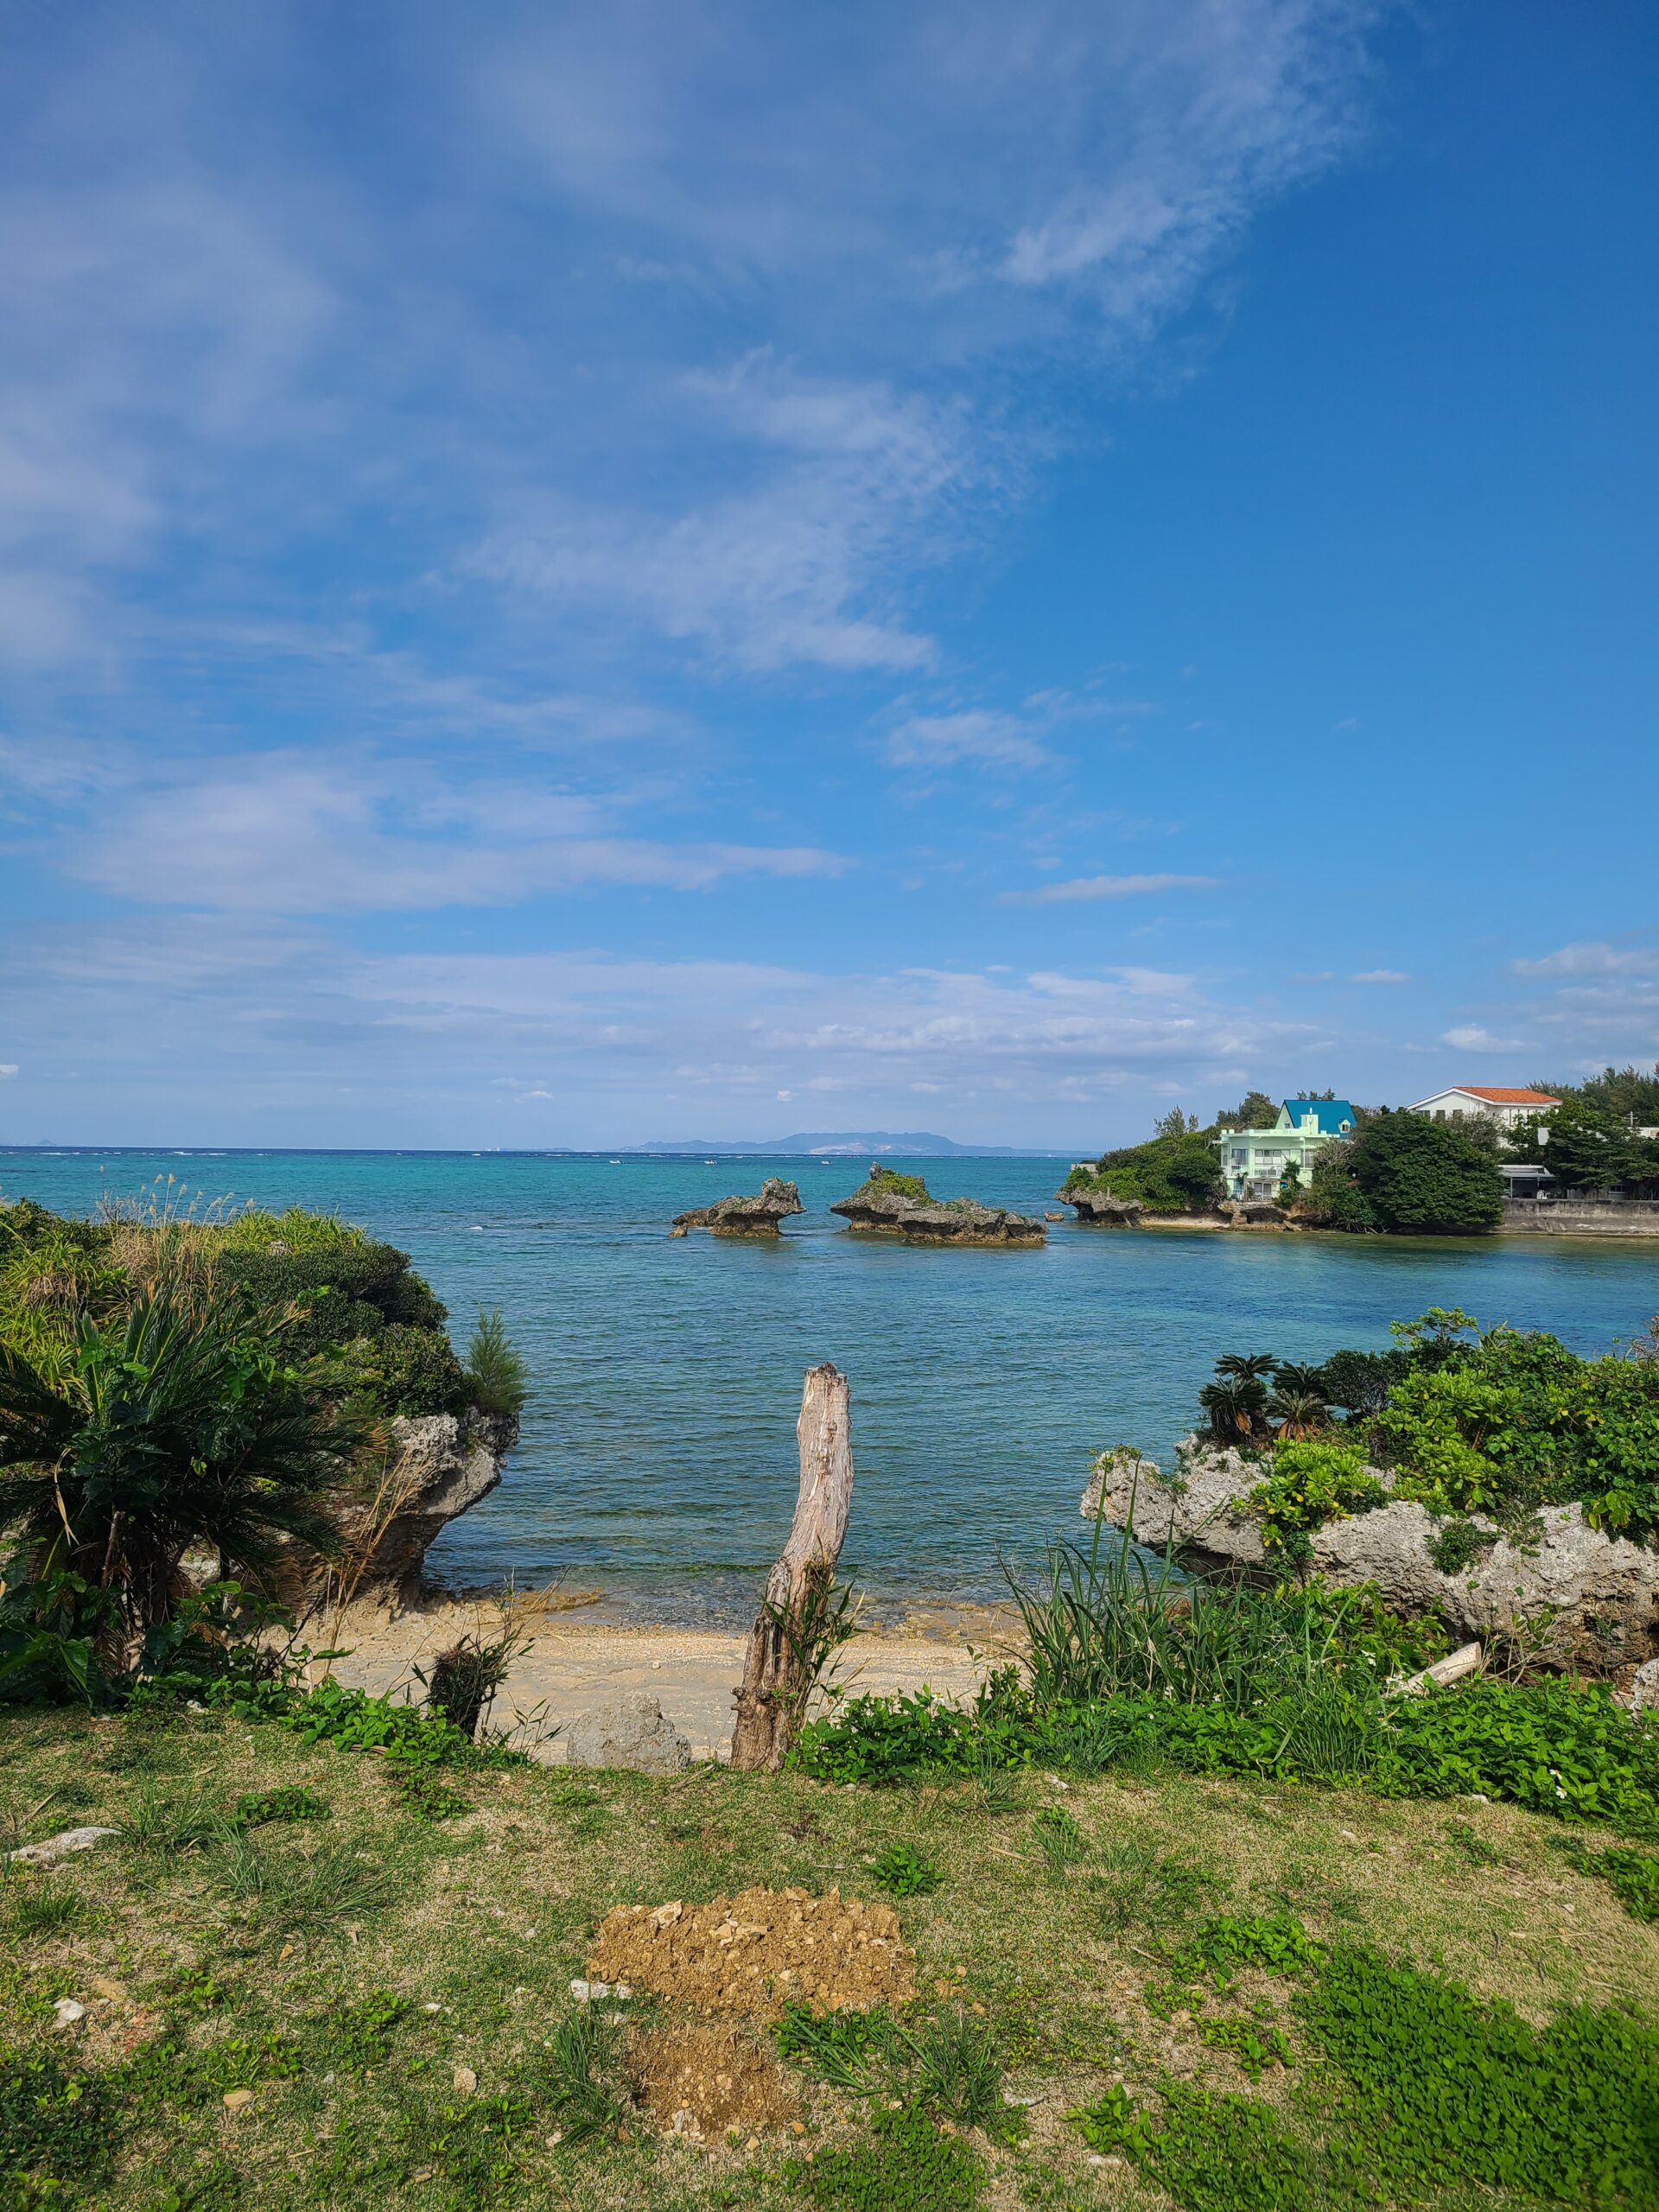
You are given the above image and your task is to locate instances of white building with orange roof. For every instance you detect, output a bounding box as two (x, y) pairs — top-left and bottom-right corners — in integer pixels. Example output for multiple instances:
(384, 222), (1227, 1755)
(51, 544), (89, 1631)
(1408, 1084), (1560, 1131)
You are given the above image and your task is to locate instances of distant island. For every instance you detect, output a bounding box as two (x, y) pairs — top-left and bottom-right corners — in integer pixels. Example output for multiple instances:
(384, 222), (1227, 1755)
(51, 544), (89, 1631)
(630, 1128), (1080, 1158)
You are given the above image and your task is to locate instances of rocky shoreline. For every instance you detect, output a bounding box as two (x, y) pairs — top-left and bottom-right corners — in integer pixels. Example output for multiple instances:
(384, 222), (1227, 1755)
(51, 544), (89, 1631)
(1083, 1440), (1659, 1680)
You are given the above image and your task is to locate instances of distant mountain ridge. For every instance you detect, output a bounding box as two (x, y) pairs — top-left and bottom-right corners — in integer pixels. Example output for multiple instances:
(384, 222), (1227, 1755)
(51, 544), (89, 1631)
(629, 1129), (1080, 1158)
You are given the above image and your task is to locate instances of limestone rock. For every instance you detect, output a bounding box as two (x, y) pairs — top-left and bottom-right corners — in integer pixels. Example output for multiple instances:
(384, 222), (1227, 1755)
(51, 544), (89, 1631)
(8, 1827), (117, 1866)
(564, 1694), (693, 1774)
(1622, 1656), (1659, 1712)
(671, 1178), (805, 1237)
(328, 1410), (518, 1601)
(831, 1165), (1045, 1247)
(1057, 1179), (1144, 1225)
(1083, 1438), (1659, 1672)
(1217, 1198), (1290, 1229)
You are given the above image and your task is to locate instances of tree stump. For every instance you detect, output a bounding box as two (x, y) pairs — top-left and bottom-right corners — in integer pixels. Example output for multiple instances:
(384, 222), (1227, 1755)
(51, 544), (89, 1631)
(729, 1363), (855, 1771)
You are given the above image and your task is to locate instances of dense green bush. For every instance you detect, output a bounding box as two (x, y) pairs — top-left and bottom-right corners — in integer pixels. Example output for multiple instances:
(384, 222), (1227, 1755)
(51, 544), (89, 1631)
(1248, 1440), (1385, 1562)
(217, 1236), (449, 1350)
(1365, 1321), (1659, 1535)
(328, 1322), (470, 1419)
(1350, 1108), (1503, 1233)
(1064, 1128), (1224, 1212)
(0, 1196), (529, 1693)
(1194, 1311), (1659, 1544)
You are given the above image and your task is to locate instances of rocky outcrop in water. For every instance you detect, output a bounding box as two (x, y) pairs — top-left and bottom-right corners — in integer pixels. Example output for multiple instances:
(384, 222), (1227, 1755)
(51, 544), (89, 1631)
(1057, 1180), (1144, 1224)
(1082, 1441), (1659, 1674)
(1057, 1179), (1288, 1229)
(831, 1165), (1046, 1246)
(671, 1178), (805, 1236)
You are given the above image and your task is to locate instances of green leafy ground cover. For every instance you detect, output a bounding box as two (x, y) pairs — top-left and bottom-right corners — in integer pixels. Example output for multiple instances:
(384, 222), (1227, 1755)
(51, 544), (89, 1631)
(4, 1669), (1659, 2212)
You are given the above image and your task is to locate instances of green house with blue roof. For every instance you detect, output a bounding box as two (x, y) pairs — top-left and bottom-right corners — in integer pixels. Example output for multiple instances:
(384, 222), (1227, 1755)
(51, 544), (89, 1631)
(1216, 1097), (1357, 1200)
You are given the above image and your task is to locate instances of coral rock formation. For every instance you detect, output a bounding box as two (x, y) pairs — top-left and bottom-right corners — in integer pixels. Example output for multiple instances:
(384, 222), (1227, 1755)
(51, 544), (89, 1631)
(1083, 1441), (1659, 1673)
(671, 1178), (805, 1236)
(831, 1165), (1045, 1246)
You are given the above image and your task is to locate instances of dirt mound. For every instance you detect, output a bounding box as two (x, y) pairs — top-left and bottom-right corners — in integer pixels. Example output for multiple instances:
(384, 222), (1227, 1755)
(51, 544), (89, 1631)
(630, 2019), (801, 2139)
(588, 1885), (915, 2019)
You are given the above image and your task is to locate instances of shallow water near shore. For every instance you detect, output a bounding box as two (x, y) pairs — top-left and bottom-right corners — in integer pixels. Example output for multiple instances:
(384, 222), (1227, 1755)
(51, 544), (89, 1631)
(6, 1147), (1657, 1624)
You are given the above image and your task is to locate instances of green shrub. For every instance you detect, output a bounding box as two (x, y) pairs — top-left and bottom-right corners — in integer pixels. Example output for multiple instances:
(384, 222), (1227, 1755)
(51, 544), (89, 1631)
(1348, 1108), (1503, 1235)
(465, 1307), (529, 1420)
(870, 1841), (942, 1897)
(210, 1673), (523, 1777)
(1247, 1440), (1386, 1564)
(795, 1674), (1659, 1836)
(331, 1321), (469, 1419)
(1065, 1129), (1222, 1213)
(217, 1236), (447, 1338)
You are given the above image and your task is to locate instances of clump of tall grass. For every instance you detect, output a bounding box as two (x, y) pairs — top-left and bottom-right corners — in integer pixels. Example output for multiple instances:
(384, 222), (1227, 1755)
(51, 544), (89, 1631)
(1004, 1505), (1441, 1717)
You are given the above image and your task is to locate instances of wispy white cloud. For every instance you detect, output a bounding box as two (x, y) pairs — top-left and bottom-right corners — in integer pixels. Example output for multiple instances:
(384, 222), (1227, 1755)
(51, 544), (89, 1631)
(887, 710), (1053, 770)
(3, 917), (1313, 1141)
(34, 747), (847, 914)
(467, 356), (972, 672)
(1512, 941), (1659, 980)
(1006, 873), (1217, 905)
(882, 685), (1152, 772)
(1440, 1026), (1529, 1054)
(1348, 969), (1409, 984)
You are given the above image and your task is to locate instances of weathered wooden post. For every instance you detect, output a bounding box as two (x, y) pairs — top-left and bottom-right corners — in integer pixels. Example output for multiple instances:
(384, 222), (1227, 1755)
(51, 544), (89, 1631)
(729, 1362), (855, 1771)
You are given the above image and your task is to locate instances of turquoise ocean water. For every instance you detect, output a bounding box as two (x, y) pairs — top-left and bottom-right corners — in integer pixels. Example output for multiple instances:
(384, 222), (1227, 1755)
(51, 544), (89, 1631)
(5, 1148), (1656, 1623)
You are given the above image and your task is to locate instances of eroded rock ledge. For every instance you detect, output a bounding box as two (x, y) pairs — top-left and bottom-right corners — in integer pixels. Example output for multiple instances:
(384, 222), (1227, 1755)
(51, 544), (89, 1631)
(831, 1165), (1046, 1246)
(1057, 1180), (1289, 1230)
(327, 1409), (518, 1602)
(1082, 1441), (1659, 1675)
(671, 1178), (805, 1236)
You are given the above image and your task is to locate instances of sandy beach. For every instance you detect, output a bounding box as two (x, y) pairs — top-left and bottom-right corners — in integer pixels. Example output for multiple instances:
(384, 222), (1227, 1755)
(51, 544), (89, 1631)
(311, 1592), (1014, 1762)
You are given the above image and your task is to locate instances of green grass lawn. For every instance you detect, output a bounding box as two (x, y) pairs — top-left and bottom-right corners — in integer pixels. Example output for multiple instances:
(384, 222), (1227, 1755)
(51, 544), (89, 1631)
(3, 1701), (1656, 2211)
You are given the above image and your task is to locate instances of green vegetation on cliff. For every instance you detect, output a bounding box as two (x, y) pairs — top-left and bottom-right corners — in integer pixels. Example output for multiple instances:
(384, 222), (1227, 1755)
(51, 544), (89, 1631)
(1063, 1127), (1223, 1213)
(1195, 1306), (1659, 1546)
(0, 1190), (524, 1701)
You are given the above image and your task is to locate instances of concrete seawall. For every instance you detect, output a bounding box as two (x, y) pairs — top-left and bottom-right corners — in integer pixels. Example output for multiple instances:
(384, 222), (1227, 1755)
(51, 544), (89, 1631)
(1503, 1198), (1659, 1237)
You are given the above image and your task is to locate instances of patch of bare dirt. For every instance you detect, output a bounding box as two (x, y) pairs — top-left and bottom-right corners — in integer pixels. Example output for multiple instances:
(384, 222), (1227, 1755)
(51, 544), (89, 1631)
(588, 1885), (915, 2018)
(629, 2019), (801, 2139)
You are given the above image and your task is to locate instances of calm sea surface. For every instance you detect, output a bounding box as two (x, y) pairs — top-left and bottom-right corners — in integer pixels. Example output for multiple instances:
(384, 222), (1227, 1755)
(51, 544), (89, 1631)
(6, 1148), (1656, 1622)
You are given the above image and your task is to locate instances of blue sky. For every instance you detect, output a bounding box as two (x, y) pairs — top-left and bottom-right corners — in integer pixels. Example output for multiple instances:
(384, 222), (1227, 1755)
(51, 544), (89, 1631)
(1, 0), (1655, 1149)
